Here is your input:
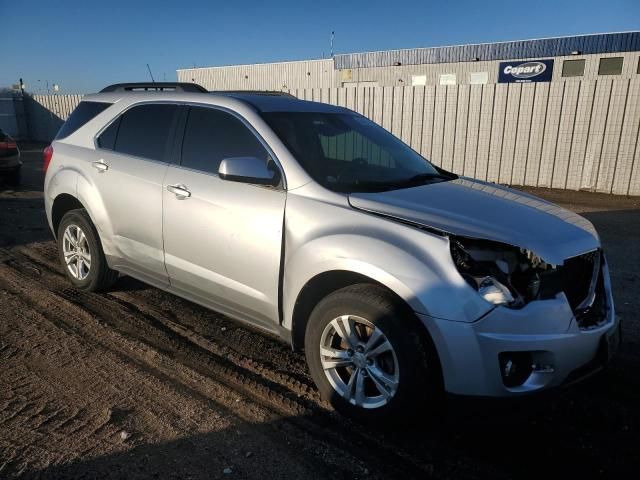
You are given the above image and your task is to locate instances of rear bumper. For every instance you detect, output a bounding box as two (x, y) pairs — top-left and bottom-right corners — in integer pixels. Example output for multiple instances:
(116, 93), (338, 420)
(419, 260), (619, 397)
(0, 153), (22, 171)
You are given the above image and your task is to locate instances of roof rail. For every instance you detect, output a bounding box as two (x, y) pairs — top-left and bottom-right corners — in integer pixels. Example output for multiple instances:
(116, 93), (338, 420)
(212, 90), (295, 98)
(99, 82), (208, 93)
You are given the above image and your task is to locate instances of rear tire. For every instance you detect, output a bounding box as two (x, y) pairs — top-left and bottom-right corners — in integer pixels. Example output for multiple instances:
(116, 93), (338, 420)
(305, 284), (442, 423)
(57, 209), (118, 291)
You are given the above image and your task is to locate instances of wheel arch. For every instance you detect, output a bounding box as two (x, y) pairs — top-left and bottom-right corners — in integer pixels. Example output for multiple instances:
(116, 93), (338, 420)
(51, 194), (86, 238)
(290, 270), (418, 351)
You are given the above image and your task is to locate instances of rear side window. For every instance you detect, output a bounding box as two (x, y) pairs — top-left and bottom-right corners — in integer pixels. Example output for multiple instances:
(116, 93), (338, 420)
(181, 106), (269, 174)
(55, 101), (111, 139)
(97, 117), (121, 150)
(112, 104), (178, 162)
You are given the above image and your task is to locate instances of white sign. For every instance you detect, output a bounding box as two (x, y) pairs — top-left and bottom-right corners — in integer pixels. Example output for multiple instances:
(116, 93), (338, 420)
(469, 72), (488, 85)
(411, 75), (427, 86)
(439, 74), (456, 86)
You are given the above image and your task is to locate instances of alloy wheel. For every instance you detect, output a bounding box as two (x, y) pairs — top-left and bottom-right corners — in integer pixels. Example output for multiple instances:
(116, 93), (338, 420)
(319, 315), (400, 409)
(62, 224), (92, 280)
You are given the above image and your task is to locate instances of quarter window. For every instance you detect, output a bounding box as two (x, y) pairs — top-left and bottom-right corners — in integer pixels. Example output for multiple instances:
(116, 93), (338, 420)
(56, 101), (111, 139)
(112, 104), (178, 162)
(598, 57), (623, 75)
(180, 107), (269, 175)
(562, 59), (585, 77)
(97, 117), (120, 150)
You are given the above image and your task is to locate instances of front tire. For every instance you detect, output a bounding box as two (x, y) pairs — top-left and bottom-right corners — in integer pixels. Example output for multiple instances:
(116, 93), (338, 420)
(305, 284), (441, 422)
(57, 209), (118, 291)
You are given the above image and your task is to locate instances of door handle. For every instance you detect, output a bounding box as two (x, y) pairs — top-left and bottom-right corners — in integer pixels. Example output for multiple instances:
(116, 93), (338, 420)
(92, 160), (109, 173)
(167, 184), (191, 199)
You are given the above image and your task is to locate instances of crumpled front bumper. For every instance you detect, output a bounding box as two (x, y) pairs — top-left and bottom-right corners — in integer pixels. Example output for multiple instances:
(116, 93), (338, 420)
(418, 260), (619, 397)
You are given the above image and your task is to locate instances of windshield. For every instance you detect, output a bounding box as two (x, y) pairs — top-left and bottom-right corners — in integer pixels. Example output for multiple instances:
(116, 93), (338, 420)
(261, 111), (456, 192)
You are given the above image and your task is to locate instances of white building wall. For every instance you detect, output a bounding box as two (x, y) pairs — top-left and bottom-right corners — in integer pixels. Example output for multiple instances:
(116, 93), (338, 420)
(179, 52), (639, 89)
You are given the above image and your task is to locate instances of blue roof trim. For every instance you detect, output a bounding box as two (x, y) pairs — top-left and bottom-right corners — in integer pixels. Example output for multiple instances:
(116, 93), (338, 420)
(333, 32), (640, 69)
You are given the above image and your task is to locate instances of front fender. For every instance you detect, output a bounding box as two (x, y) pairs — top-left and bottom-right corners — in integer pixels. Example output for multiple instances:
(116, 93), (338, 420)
(283, 234), (429, 331)
(283, 229), (493, 331)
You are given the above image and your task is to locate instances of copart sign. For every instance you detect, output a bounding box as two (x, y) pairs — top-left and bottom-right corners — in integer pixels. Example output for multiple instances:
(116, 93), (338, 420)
(498, 59), (554, 83)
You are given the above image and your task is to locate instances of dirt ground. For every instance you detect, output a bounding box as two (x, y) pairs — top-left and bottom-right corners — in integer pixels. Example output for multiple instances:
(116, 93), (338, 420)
(1, 146), (639, 479)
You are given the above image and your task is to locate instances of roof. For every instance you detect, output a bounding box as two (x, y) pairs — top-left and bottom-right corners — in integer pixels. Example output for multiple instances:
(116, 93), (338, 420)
(332, 32), (640, 69)
(213, 92), (348, 113)
(84, 88), (350, 114)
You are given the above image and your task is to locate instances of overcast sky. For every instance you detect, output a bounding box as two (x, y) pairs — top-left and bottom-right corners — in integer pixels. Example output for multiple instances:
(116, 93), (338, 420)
(1, 0), (639, 93)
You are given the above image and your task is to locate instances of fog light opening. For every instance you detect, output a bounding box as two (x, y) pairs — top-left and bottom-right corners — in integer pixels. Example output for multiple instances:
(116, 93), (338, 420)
(499, 352), (533, 387)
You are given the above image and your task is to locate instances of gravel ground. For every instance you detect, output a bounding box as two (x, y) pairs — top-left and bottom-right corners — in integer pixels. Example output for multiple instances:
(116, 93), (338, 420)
(1, 145), (638, 479)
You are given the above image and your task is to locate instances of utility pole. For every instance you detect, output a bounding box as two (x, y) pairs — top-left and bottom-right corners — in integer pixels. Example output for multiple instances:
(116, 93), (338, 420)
(330, 31), (335, 58)
(19, 78), (30, 140)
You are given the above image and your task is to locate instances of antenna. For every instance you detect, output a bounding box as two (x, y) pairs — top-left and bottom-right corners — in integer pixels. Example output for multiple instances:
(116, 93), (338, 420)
(330, 31), (335, 58)
(146, 64), (155, 82)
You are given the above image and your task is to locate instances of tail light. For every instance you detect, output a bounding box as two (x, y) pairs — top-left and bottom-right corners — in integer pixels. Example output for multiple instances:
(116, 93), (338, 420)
(0, 139), (17, 156)
(43, 145), (54, 173)
(0, 140), (17, 150)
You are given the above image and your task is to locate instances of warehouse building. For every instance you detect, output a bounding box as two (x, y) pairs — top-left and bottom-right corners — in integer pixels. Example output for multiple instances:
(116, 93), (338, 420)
(174, 32), (640, 197)
(177, 32), (640, 90)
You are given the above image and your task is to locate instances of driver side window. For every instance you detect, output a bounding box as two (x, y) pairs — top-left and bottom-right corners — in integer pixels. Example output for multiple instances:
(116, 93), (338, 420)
(181, 106), (270, 175)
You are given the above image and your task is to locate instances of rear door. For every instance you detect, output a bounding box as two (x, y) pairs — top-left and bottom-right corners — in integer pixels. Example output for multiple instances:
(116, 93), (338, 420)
(91, 102), (179, 284)
(162, 105), (286, 330)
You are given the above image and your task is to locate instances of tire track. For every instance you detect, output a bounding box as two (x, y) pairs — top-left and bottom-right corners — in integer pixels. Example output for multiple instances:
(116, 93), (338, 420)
(11, 242), (463, 476)
(1, 246), (440, 479)
(0, 265), (363, 480)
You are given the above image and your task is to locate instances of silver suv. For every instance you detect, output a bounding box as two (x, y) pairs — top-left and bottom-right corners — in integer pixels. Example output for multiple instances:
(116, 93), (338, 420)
(44, 82), (620, 421)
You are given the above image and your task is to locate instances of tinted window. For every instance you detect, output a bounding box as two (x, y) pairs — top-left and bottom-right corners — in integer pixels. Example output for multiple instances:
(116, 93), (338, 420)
(55, 101), (111, 139)
(262, 112), (449, 193)
(598, 57), (623, 75)
(114, 104), (177, 162)
(562, 59), (585, 77)
(181, 107), (268, 174)
(97, 117), (120, 150)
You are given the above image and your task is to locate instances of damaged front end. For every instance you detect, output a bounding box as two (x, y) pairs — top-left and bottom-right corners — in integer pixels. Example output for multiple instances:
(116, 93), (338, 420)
(449, 236), (605, 316)
(449, 237), (558, 308)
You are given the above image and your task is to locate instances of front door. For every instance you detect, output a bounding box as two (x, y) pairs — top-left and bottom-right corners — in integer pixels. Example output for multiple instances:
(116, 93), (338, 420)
(162, 106), (286, 330)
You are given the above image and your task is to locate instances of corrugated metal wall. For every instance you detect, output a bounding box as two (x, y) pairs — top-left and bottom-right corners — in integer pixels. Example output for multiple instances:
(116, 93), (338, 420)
(178, 59), (335, 91)
(0, 93), (20, 137)
(178, 52), (640, 88)
(25, 94), (83, 142)
(334, 52), (638, 87)
(27, 79), (640, 195)
(286, 79), (640, 195)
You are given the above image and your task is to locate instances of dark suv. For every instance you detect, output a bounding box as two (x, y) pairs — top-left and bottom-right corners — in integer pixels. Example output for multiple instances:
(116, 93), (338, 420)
(0, 128), (21, 185)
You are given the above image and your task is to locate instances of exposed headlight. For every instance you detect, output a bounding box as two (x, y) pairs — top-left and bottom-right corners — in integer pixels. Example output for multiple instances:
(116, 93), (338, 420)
(450, 237), (556, 308)
(477, 276), (514, 305)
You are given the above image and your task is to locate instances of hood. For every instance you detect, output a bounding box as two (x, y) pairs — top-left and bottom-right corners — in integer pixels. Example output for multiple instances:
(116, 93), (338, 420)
(348, 177), (599, 265)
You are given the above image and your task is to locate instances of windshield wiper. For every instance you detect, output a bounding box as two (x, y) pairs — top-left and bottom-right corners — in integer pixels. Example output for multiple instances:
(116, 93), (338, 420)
(401, 172), (456, 184)
(332, 171), (457, 192)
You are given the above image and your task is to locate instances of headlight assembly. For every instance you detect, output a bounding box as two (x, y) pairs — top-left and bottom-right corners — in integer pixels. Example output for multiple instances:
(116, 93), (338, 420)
(450, 237), (557, 308)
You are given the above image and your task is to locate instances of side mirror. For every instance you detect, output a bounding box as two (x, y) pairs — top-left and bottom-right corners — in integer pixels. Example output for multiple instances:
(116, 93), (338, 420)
(218, 157), (280, 186)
